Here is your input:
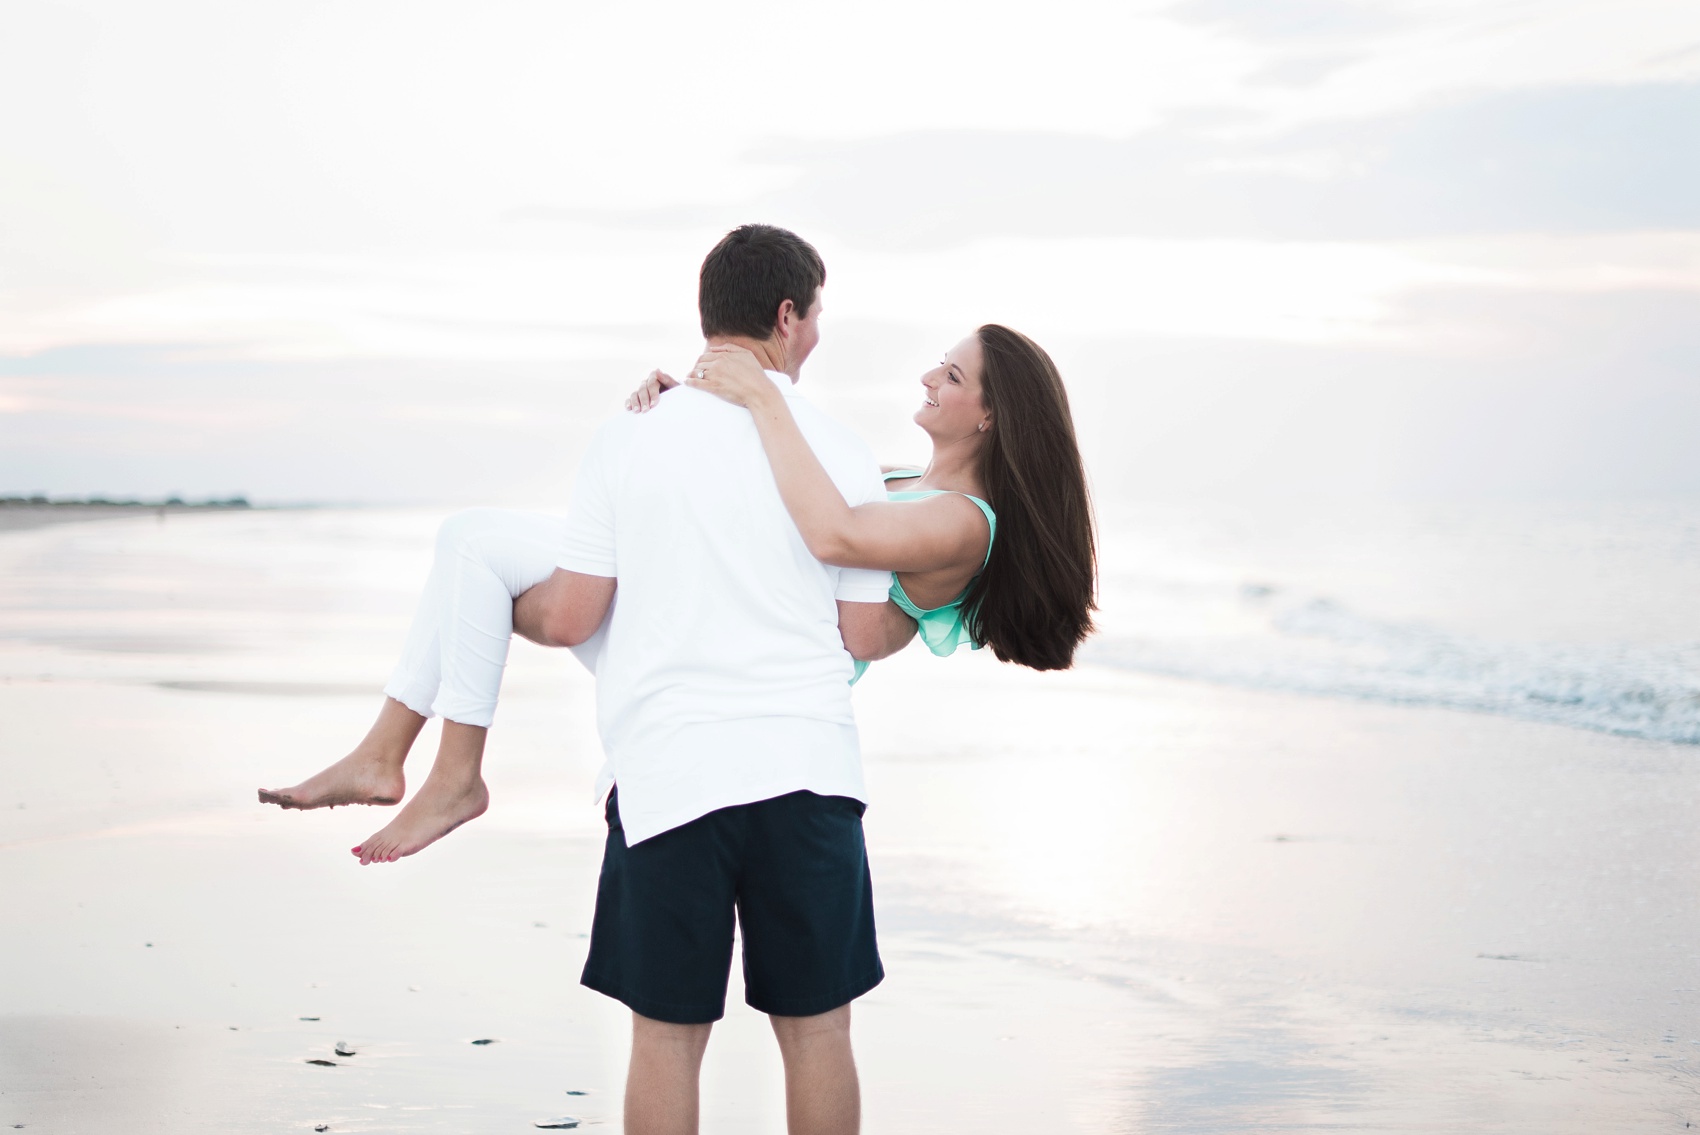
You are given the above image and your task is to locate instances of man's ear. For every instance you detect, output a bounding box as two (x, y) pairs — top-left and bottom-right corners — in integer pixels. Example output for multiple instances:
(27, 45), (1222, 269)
(773, 298), (797, 340)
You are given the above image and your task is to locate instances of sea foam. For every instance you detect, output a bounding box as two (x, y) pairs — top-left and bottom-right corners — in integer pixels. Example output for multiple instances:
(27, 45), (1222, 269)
(1087, 590), (1700, 745)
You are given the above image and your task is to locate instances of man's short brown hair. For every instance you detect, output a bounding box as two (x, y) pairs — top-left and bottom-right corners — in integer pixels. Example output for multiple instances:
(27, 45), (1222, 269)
(698, 225), (826, 340)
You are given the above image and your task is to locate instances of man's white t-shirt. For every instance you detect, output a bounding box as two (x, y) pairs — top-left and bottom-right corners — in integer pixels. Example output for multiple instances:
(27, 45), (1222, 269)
(558, 370), (891, 846)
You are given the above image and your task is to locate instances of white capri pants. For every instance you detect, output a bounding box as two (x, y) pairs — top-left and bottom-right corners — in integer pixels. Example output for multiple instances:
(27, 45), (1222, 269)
(383, 508), (572, 728)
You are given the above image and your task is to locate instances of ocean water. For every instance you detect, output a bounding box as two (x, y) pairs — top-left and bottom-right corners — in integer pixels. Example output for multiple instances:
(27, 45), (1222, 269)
(1086, 499), (1700, 744)
(5, 499), (1699, 745)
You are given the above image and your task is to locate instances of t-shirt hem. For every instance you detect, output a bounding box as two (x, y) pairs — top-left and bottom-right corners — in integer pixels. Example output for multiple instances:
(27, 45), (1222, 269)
(621, 776), (870, 846)
(835, 586), (895, 602)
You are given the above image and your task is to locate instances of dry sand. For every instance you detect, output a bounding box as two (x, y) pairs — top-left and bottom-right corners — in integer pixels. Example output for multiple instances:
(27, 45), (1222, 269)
(1, 509), (1696, 1132)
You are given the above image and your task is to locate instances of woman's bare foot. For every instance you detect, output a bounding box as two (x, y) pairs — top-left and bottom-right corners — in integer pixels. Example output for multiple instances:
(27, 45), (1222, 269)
(352, 766), (489, 864)
(352, 719), (489, 864)
(258, 746), (406, 810)
(258, 697), (424, 810)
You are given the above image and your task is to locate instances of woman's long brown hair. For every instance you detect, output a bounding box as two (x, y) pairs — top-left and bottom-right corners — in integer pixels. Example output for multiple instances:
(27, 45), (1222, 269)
(960, 325), (1097, 670)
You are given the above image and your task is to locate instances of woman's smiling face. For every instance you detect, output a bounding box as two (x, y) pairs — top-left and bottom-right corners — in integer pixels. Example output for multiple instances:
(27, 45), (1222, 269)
(914, 334), (989, 439)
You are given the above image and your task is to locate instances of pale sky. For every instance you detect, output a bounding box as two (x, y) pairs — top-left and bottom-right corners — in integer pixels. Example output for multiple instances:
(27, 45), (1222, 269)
(3, 0), (1698, 502)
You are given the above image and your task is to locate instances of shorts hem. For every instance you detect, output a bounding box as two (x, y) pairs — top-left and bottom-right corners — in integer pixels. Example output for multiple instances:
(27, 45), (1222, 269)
(580, 969), (726, 1025)
(745, 965), (885, 1018)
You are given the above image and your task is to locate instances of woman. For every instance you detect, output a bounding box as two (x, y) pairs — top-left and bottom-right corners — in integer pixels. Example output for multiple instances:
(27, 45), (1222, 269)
(259, 324), (1096, 863)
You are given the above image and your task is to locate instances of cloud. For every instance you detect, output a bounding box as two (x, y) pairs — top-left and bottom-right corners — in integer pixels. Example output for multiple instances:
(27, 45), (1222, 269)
(0, 345), (641, 503)
(5, 276), (1699, 504)
(529, 83), (1700, 247)
(1066, 284), (1700, 500)
(1169, 0), (1412, 42)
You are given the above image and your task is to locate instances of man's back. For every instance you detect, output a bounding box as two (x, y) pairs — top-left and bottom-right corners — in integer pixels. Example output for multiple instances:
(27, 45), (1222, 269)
(558, 372), (889, 844)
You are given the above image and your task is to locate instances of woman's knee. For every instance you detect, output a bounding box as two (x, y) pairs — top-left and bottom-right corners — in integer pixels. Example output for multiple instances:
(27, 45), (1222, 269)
(435, 509), (564, 593)
(435, 507), (509, 552)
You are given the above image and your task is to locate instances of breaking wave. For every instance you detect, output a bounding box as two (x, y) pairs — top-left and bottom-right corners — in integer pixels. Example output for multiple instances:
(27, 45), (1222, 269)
(1086, 593), (1700, 745)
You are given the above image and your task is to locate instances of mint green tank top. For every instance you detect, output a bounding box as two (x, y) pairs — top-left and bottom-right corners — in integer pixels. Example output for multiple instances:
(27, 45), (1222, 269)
(850, 470), (997, 683)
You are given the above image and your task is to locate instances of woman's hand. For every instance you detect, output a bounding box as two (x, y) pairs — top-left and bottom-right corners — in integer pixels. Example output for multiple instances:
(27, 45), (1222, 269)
(625, 369), (677, 413)
(684, 345), (779, 410)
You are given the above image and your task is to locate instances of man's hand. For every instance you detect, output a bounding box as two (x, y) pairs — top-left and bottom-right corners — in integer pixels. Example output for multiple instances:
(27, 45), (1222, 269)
(837, 600), (917, 663)
(515, 569), (616, 647)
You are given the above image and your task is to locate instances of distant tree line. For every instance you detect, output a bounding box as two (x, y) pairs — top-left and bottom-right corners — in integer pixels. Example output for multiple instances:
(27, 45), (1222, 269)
(0, 495), (253, 508)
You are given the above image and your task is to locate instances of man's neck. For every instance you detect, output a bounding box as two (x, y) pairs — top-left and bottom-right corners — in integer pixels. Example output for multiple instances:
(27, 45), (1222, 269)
(706, 336), (796, 383)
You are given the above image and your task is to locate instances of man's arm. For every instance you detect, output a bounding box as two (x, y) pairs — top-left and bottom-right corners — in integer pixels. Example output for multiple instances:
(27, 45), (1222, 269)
(515, 569), (616, 647)
(838, 600), (917, 662)
(534, 414), (621, 648)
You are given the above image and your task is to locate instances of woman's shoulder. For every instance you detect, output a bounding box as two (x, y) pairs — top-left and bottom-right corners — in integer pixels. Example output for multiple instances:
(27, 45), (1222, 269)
(900, 490), (995, 552)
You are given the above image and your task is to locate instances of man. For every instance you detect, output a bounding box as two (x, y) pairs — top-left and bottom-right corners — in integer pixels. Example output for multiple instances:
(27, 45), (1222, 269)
(514, 224), (913, 1135)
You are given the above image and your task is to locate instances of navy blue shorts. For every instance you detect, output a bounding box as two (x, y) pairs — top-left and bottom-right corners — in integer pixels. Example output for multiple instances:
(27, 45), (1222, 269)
(580, 789), (884, 1024)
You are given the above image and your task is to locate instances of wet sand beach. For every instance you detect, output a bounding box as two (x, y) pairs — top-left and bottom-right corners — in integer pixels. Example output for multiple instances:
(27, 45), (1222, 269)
(2, 509), (1697, 1132)
(0, 502), (257, 535)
